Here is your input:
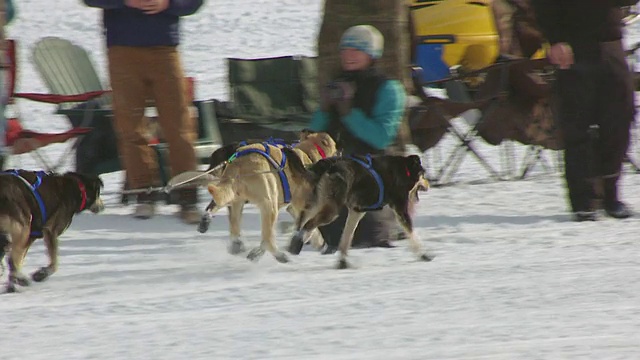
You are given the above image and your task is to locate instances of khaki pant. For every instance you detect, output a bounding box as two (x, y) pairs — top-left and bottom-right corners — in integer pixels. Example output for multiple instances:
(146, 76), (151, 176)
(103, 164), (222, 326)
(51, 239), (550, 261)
(108, 46), (197, 189)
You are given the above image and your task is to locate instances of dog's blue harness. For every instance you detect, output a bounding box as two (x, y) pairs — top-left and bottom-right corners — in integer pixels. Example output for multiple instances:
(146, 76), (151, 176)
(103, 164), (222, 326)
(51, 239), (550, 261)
(238, 137), (295, 148)
(229, 142), (292, 203)
(2, 170), (48, 237)
(347, 154), (385, 211)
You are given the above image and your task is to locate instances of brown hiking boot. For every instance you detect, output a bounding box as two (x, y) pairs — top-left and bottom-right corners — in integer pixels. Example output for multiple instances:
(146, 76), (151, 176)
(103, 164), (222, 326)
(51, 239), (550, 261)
(174, 187), (200, 224)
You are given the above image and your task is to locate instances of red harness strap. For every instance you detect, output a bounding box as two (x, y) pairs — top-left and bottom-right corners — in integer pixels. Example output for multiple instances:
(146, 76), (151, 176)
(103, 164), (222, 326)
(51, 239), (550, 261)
(313, 143), (326, 159)
(76, 179), (88, 211)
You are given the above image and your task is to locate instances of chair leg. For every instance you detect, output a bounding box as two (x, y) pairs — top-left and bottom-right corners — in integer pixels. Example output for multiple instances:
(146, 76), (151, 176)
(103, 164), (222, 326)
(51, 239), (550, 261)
(433, 123), (503, 185)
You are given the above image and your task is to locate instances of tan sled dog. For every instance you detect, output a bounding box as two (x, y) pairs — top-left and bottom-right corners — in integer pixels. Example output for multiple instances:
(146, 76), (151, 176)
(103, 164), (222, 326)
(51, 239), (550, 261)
(204, 132), (337, 263)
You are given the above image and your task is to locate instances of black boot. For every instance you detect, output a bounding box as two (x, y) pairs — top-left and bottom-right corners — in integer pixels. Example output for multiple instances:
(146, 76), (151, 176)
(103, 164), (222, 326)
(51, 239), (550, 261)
(603, 176), (633, 219)
(573, 211), (598, 222)
(604, 201), (633, 219)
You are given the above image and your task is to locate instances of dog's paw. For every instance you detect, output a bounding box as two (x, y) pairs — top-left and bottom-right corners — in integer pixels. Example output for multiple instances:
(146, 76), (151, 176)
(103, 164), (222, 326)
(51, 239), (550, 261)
(321, 245), (338, 255)
(197, 214), (212, 233)
(247, 247), (265, 262)
(5, 283), (17, 294)
(228, 239), (246, 255)
(287, 235), (304, 255)
(420, 253), (434, 262)
(274, 252), (289, 264)
(31, 267), (53, 282)
(10, 274), (30, 287)
(336, 258), (350, 270)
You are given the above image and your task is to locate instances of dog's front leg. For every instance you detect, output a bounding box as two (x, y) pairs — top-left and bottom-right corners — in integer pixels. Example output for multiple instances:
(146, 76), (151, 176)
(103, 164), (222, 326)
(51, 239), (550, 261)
(392, 206), (433, 262)
(288, 208), (311, 255)
(31, 231), (58, 282)
(336, 210), (366, 269)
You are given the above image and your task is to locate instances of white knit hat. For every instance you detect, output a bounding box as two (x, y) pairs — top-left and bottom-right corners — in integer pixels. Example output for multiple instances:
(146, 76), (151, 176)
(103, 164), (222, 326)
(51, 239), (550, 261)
(339, 25), (384, 59)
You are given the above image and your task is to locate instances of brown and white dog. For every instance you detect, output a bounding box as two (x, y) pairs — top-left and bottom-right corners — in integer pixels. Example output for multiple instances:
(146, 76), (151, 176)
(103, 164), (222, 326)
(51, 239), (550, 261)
(0, 170), (104, 293)
(202, 132), (337, 263)
(282, 148), (432, 269)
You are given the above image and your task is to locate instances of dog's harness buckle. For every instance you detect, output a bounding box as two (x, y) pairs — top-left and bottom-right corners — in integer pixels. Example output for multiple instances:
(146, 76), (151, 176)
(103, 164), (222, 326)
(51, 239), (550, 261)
(230, 142), (292, 203)
(347, 154), (385, 211)
(3, 170), (48, 237)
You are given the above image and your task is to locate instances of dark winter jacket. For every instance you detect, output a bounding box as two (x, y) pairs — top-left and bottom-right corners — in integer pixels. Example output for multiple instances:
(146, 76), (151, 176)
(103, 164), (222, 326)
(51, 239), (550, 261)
(83, 0), (203, 47)
(532, 0), (637, 56)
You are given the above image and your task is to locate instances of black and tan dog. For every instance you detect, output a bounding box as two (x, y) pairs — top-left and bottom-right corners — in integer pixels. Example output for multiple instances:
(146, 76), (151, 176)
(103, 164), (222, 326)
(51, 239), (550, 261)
(0, 170), (104, 293)
(282, 148), (433, 269)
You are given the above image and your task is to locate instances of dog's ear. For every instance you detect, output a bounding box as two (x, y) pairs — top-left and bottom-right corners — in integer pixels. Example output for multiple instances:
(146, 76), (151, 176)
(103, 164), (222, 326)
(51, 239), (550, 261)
(318, 132), (335, 149)
(299, 128), (314, 141)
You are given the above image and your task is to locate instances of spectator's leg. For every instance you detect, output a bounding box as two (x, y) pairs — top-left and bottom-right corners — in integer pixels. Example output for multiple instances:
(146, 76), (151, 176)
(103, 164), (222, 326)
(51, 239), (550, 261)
(597, 40), (635, 218)
(145, 46), (199, 223)
(108, 46), (159, 190)
(145, 46), (197, 178)
(554, 63), (599, 217)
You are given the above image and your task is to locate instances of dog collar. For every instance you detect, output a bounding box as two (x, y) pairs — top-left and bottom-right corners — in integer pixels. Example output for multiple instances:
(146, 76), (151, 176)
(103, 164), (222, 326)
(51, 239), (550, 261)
(76, 179), (87, 211)
(314, 143), (326, 159)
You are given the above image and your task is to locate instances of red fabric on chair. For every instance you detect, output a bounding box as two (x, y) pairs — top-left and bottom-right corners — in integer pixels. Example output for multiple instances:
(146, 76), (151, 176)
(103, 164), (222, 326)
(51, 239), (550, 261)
(5, 118), (92, 155)
(3, 39), (104, 169)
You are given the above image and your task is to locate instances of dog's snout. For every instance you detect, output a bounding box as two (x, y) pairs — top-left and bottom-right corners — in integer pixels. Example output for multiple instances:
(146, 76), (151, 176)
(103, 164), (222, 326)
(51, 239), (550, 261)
(90, 197), (106, 213)
(417, 176), (430, 192)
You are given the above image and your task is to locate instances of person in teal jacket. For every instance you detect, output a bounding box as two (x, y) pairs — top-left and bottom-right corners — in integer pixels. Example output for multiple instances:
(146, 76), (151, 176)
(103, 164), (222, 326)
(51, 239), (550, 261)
(1, 0), (15, 170)
(309, 25), (406, 155)
(308, 25), (407, 252)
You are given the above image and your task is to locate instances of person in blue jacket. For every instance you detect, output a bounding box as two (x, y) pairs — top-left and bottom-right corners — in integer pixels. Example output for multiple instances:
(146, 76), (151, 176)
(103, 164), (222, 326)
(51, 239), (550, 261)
(308, 24), (407, 252)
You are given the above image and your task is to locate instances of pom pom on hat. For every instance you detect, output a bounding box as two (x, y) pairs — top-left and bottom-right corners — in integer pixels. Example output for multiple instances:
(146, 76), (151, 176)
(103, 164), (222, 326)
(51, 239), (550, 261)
(339, 25), (384, 60)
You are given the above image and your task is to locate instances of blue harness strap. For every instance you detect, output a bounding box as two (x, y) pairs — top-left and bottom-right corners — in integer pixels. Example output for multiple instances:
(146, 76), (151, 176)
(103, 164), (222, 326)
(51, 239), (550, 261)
(347, 154), (385, 211)
(230, 142), (292, 203)
(3, 170), (48, 237)
(238, 137), (294, 148)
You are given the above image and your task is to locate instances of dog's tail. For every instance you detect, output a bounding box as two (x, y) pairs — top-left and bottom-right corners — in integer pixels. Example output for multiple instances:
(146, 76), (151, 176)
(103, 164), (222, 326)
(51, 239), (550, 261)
(207, 177), (237, 210)
(282, 147), (314, 183)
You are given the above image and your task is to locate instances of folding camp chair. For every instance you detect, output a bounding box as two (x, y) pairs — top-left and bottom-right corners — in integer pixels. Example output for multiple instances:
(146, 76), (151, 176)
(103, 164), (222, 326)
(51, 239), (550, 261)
(411, 62), (515, 186)
(3, 39), (106, 171)
(30, 36), (119, 175)
(221, 55), (317, 144)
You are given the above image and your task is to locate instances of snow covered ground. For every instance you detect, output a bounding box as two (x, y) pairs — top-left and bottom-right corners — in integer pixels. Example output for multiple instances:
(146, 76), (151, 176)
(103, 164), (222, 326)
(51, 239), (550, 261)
(2, 1), (640, 359)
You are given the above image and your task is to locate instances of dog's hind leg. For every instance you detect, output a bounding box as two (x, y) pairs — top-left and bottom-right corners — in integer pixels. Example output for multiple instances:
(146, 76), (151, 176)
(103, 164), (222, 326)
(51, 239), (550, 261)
(336, 209), (366, 269)
(227, 200), (247, 255)
(31, 231), (59, 282)
(6, 230), (31, 293)
(247, 201), (288, 263)
(391, 206), (433, 262)
(288, 205), (338, 255)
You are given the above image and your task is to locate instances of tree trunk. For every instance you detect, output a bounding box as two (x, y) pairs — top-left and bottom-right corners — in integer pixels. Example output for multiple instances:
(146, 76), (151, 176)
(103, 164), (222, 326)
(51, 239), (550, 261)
(317, 0), (412, 153)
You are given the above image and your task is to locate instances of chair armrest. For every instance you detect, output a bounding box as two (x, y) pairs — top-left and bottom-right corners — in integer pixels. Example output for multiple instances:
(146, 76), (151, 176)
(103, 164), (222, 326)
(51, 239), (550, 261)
(13, 90), (111, 105)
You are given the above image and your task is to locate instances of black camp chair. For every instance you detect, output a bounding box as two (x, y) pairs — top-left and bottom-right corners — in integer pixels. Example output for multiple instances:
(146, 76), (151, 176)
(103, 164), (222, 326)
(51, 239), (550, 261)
(218, 55), (318, 144)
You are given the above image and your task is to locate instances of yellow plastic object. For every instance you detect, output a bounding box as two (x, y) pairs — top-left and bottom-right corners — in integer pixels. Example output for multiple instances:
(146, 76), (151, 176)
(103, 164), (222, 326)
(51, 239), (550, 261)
(411, 0), (500, 71)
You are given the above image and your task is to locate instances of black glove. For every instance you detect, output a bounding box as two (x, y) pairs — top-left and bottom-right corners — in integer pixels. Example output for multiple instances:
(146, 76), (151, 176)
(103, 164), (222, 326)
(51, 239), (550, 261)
(320, 80), (355, 116)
